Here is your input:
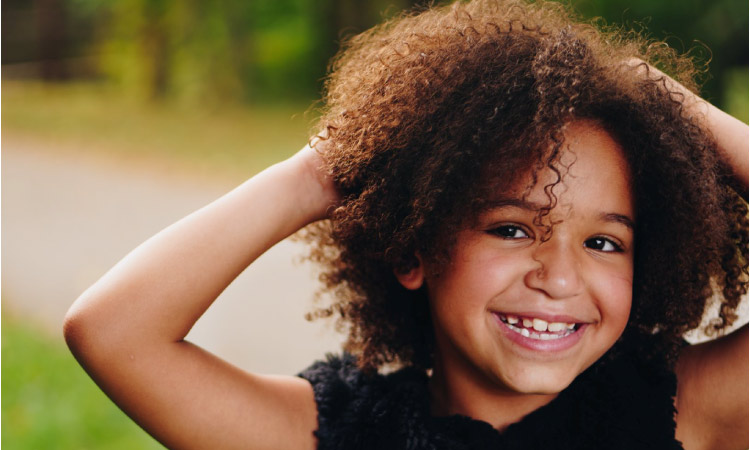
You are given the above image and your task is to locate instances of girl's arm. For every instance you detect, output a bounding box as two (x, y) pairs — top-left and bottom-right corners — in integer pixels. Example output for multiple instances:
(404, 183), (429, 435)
(632, 60), (749, 191)
(679, 81), (749, 192)
(63, 143), (336, 450)
(640, 63), (750, 449)
(675, 326), (748, 450)
(697, 102), (749, 190)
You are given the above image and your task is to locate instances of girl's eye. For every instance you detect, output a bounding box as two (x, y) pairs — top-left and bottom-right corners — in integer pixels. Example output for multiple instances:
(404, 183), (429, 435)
(584, 237), (622, 253)
(490, 225), (529, 239)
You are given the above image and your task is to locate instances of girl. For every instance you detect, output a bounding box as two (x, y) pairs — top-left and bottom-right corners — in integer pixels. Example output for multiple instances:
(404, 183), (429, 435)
(64, 0), (748, 448)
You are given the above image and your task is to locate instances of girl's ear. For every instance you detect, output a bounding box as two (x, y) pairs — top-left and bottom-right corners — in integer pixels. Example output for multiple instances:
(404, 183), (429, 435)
(394, 257), (425, 290)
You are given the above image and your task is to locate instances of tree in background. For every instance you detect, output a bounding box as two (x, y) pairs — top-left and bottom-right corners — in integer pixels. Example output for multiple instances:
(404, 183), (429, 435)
(2, 0), (747, 116)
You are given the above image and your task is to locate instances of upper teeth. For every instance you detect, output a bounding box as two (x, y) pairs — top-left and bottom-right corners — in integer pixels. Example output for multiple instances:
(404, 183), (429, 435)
(502, 315), (576, 333)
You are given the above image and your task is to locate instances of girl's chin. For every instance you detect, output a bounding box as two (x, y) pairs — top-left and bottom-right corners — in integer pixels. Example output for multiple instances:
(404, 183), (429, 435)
(498, 370), (577, 395)
(489, 351), (584, 395)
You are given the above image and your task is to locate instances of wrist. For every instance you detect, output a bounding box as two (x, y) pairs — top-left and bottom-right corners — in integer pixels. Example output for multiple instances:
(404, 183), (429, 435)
(282, 147), (339, 223)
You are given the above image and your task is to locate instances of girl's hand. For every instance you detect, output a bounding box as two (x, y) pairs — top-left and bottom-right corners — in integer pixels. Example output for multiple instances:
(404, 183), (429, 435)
(628, 59), (749, 191)
(290, 135), (340, 222)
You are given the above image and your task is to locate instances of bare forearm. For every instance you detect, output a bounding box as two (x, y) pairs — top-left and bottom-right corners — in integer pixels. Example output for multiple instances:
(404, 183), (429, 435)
(684, 93), (748, 190)
(635, 60), (749, 190)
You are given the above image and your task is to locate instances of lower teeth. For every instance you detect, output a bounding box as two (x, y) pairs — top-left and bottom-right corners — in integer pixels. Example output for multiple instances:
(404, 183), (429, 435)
(504, 322), (573, 340)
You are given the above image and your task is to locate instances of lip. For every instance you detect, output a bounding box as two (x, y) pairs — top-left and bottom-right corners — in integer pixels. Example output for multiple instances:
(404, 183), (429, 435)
(492, 312), (588, 353)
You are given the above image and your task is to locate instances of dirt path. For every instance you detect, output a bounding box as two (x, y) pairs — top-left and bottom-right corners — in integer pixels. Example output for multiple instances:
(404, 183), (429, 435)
(2, 136), (344, 375)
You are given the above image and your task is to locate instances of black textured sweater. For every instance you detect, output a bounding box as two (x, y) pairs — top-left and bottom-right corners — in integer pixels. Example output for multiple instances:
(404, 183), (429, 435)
(299, 340), (683, 449)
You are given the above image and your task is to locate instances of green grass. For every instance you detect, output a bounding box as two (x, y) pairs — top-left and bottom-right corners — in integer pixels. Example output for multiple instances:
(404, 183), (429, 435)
(2, 314), (164, 449)
(2, 80), (317, 180)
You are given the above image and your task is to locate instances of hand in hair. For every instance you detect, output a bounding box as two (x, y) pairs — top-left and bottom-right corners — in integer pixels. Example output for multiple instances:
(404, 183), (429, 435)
(628, 58), (748, 193)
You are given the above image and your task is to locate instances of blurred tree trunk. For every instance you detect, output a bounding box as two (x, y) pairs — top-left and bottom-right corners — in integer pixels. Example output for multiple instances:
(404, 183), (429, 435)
(221, 2), (254, 102)
(314, 0), (354, 83)
(35, 0), (68, 80)
(312, 0), (429, 95)
(141, 0), (169, 100)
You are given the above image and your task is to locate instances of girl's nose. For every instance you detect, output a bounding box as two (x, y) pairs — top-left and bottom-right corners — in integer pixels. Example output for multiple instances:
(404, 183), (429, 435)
(524, 240), (583, 300)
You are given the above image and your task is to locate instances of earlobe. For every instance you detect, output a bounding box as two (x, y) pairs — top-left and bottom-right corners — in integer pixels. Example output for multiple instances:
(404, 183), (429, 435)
(394, 261), (425, 290)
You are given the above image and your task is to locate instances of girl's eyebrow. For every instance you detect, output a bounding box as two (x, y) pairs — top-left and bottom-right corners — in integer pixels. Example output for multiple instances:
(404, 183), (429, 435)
(600, 213), (635, 231)
(487, 198), (546, 211)
(488, 198), (636, 230)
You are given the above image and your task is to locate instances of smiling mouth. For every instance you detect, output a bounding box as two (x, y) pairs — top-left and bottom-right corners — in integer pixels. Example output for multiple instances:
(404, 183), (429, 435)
(496, 314), (580, 341)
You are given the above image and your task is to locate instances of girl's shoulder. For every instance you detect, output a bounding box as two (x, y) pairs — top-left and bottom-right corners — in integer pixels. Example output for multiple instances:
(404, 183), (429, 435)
(299, 342), (683, 450)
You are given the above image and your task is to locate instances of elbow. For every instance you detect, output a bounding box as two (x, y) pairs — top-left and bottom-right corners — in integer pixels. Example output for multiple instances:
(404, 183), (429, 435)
(63, 287), (156, 367)
(63, 289), (121, 363)
(62, 299), (96, 360)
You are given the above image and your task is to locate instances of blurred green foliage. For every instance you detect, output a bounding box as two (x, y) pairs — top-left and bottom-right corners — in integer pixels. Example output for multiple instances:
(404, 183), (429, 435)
(722, 66), (749, 123)
(2, 313), (163, 449)
(570, 0), (748, 107)
(3, 0), (746, 110)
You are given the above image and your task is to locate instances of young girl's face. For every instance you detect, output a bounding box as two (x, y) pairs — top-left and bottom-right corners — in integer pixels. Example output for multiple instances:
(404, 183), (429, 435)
(402, 120), (635, 396)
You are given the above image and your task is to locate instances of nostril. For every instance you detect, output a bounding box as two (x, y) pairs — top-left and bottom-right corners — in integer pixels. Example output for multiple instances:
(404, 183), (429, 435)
(524, 257), (584, 300)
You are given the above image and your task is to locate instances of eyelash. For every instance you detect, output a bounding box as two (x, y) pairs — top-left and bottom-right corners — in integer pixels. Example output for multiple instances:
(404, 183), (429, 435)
(583, 237), (624, 253)
(488, 226), (624, 253)
(488, 224), (531, 240)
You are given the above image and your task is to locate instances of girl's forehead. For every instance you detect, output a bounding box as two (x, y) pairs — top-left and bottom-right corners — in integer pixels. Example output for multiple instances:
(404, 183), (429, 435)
(479, 121), (634, 215)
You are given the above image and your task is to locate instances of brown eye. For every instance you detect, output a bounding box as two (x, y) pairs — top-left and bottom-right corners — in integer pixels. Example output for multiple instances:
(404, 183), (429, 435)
(490, 225), (529, 239)
(584, 237), (622, 252)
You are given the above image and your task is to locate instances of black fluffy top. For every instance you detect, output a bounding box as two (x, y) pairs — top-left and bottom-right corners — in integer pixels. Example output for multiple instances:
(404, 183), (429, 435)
(299, 335), (683, 449)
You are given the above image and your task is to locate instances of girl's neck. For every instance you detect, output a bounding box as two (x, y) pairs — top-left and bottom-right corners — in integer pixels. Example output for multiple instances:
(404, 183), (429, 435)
(428, 358), (557, 431)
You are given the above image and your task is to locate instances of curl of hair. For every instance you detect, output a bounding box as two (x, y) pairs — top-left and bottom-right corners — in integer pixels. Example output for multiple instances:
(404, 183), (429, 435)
(298, 0), (748, 372)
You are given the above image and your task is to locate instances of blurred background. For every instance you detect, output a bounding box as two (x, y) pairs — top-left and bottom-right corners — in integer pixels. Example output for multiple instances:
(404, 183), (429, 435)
(2, 0), (747, 448)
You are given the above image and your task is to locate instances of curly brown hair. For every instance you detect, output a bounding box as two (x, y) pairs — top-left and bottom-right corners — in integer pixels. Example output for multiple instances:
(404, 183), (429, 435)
(299, 0), (748, 372)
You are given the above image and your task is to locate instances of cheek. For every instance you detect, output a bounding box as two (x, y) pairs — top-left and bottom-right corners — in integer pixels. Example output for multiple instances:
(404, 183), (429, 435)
(429, 253), (523, 323)
(595, 270), (633, 330)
